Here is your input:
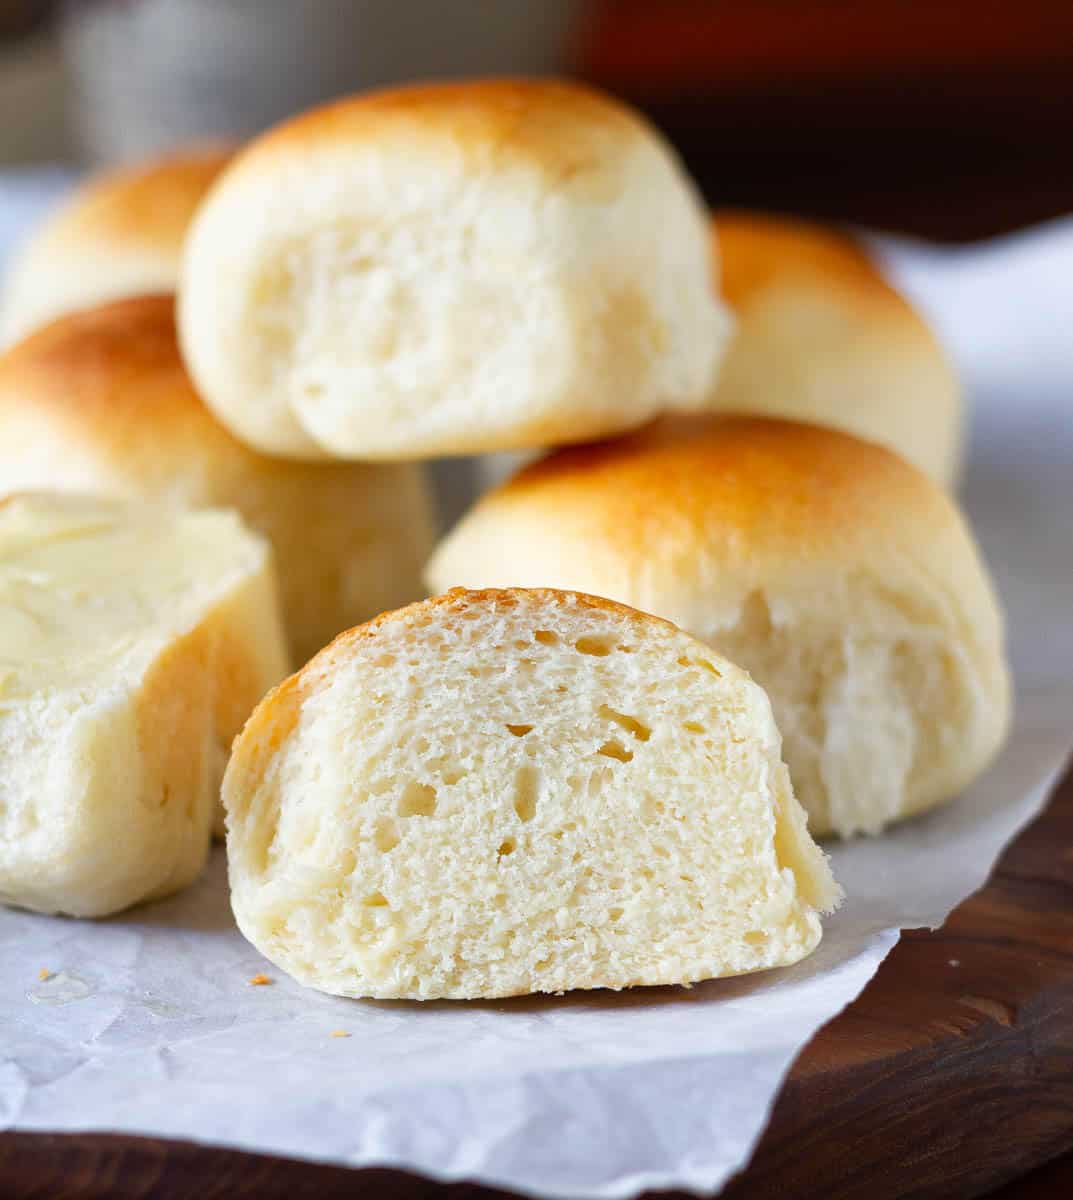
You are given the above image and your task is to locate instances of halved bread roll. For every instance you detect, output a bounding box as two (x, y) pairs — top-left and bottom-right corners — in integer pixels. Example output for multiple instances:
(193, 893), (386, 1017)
(0, 296), (435, 666)
(427, 419), (1011, 838)
(0, 494), (288, 917)
(179, 79), (730, 460)
(0, 145), (232, 347)
(709, 211), (962, 485)
(225, 587), (839, 1000)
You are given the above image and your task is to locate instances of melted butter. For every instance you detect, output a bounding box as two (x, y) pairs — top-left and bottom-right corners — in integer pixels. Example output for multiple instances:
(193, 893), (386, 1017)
(0, 493), (254, 701)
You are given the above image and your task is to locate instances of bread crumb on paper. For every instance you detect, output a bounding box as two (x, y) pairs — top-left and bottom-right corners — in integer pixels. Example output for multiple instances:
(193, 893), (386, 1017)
(330, 1030), (351, 1039)
(248, 973), (272, 986)
(37, 968), (50, 981)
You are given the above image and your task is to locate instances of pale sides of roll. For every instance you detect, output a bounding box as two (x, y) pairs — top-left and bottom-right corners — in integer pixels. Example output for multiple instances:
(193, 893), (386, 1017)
(224, 588), (840, 1000)
(179, 79), (731, 461)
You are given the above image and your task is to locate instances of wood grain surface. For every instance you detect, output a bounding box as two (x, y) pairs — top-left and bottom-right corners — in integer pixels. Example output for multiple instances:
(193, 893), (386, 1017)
(1, 761), (1071, 1200)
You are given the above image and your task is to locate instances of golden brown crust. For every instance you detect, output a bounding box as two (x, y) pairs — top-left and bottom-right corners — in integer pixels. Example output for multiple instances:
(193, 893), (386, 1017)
(426, 414), (998, 663)
(4, 291), (176, 373)
(35, 145), (233, 254)
(0, 295), (261, 463)
(224, 79), (652, 182)
(716, 211), (876, 296)
(495, 416), (945, 565)
(714, 210), (926, 327)
(223, 667), (306, 797)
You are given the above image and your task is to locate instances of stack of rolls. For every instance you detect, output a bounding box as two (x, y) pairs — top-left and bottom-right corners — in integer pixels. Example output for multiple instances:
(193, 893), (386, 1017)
(0, 77), (1009, 1004)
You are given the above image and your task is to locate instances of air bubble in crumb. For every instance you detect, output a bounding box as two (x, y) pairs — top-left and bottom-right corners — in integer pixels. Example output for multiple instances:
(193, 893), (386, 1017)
(678, 654), (721, 677)
(598, 705), (651, 741)
(374, 818), (400, 852)
(498, 838), (516, 857)
(514, 766), (540, 822)
(505, 723), (533, 737)
(598, 739), (633, 763)
(575, 635), (614, 657)
(397, 781), (437, 817)
(533, 630), (558, 646)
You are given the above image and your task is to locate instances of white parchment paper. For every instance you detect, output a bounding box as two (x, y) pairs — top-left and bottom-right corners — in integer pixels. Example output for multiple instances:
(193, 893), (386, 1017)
(1, 192), (1071, 1197)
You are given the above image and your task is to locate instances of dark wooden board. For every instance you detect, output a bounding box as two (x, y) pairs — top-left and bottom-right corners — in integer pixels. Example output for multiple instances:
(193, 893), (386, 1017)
(2, 763), (1071, 1200)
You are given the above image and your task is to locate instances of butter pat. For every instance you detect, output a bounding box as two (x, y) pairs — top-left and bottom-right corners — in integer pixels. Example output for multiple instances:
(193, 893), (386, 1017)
(0, 493), (289, 917)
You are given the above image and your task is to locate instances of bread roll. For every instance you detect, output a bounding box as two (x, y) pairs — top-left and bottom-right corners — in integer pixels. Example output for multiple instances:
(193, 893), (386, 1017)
(0, 145), (231, 348)
(0, 493), (287, 917)
(179, 79), (730, 460)
(709, 211), (961, 485)
(0, 296), (435, 666)
(225, 588), (840, 1000)
(428, 419), (1010, 838)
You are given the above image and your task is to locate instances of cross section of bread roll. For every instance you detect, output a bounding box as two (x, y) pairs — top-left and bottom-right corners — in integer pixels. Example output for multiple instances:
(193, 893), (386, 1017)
(225, 588), (840, 1000)
(708, 211), (962, 485)
(0, 296), (434, 666)
(179, 79), (730, 460)
(427, 419), (1011, 838)
(0, 494), (288, 917)
(0, 145), (232, 348)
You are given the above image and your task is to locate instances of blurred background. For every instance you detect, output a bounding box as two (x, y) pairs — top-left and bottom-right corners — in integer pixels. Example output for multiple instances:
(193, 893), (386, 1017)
(2, 0), (1072, 243)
